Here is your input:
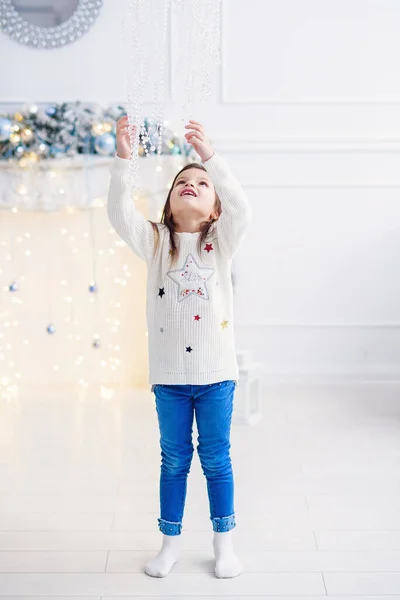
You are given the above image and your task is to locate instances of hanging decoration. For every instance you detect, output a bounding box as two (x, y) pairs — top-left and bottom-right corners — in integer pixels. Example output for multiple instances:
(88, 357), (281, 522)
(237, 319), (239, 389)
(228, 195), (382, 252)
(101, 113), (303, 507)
(121, 0), (221, 190)
(171, 0), (222, 124)
(121, 0), (171, 190)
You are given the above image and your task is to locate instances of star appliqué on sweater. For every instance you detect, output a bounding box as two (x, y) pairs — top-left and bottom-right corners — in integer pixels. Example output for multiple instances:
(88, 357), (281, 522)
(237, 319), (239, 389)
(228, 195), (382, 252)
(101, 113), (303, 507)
(167, 254), (214, 302)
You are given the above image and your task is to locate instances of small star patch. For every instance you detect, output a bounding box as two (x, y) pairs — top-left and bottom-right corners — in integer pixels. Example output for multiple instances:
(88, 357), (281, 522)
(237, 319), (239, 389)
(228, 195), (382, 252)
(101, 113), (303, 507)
(186, 346), (193, 353)
(220, 320), (229, 329)
(194, 314), (201, 321)
(158, 288), (165, 298)
(204, 243), (213, 253)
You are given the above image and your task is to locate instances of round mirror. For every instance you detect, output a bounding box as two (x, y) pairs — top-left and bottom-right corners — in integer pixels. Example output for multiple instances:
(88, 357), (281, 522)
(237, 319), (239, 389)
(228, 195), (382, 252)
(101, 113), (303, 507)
(0, 0), (103, 49)
(10, 0), (80, 28)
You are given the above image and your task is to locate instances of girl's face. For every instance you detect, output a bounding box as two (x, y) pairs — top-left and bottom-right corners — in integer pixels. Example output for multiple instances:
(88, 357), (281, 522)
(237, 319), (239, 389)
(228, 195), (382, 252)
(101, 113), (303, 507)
(169, 168), (218, 223)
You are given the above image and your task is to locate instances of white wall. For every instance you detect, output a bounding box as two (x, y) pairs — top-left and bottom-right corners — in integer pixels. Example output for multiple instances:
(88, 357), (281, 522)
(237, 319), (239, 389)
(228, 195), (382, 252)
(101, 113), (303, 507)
(0, 0), (125, 104)
(1, 0), (400, 383)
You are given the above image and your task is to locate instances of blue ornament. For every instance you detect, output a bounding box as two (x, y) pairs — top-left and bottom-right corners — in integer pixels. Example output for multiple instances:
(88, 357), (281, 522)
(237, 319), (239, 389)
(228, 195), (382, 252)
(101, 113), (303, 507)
(15, 145), (25, 158)
(0, 118), (12, 142)
(38, 142), (49, 157)
(52, 145), (65, 155)
(89, 282), (97, 293)
(46, 323), (56, 335)
(92, 336), (101, 348)
(94, 132), (116, 156)
(9, 280), (18, 292)
(171, 145), (181, 155)
(45, 106), (56, 116)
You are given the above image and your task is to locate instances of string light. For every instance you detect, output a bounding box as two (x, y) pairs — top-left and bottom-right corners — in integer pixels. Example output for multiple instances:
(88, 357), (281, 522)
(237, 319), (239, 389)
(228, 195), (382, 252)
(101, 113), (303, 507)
(0, 120), (197, 401)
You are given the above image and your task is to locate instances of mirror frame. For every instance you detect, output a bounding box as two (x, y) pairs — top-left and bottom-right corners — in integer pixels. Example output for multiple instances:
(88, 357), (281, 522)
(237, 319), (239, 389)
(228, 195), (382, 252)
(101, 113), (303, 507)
(0, 0), (103, 49)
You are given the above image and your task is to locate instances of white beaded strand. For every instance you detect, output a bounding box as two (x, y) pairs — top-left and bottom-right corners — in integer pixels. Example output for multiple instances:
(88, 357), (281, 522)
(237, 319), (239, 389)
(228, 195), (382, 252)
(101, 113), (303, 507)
(148, 0), (170, 157)
(171, 0), (222, 126)
(122, 0), (221, 185)
(122, 0), (170, 189)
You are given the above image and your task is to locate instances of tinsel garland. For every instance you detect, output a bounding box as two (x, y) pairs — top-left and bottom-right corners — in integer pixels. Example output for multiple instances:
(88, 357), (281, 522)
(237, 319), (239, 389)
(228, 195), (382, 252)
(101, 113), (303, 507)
(0, 101), (196, 162)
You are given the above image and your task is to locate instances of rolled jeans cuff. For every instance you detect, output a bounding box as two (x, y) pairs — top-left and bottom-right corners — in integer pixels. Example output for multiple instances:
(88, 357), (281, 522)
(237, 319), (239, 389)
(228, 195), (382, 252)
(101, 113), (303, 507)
(158, 517), (182, 535)
(211, 513), (236, 532)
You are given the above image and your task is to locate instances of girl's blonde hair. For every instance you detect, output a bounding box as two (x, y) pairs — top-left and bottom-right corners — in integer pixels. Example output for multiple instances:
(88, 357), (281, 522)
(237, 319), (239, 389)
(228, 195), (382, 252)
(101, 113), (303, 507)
(148, 162), (222, 265)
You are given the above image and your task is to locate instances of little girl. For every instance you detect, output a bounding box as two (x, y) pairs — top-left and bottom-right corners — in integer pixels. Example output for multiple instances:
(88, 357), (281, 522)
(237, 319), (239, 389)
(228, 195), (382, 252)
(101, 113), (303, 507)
(107, 116), (252, 579)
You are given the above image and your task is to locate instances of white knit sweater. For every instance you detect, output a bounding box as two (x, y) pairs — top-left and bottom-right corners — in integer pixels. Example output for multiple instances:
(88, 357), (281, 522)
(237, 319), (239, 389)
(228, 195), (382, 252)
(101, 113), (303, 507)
(107, 150), (252, 386)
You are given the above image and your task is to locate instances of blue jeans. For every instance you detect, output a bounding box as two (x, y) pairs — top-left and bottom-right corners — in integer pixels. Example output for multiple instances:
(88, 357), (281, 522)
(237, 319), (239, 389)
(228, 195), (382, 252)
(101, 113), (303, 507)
(153, 380), (237, 536)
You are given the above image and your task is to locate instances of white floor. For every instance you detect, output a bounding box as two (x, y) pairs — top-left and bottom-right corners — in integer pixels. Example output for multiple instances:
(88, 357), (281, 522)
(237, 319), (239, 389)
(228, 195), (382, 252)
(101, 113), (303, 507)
(0, 381), (400, 599)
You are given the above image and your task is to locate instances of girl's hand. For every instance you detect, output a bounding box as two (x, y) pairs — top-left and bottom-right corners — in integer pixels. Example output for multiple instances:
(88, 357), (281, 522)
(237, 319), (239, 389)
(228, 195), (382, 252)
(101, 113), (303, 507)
(116, 115), (137, 159)
(184, 120), (215, 162)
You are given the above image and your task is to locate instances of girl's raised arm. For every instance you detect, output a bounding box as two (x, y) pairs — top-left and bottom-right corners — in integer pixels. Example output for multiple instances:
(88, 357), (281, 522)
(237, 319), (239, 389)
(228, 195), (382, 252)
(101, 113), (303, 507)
(107, 154), (155, 264)
(203, 151), (252, 259)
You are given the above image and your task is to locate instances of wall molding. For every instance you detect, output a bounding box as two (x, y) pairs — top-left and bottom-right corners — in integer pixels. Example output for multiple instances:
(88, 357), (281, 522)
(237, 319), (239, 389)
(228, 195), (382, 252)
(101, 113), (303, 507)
(259, 373), (400, 383)
(238, 183), (400, 189)
(236, 323), (400, 329)
(213, 138), (400, 153)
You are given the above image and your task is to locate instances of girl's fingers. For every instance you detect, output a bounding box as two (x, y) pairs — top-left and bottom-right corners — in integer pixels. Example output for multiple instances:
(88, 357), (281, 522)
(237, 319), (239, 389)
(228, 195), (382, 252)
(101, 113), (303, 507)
(185, 126), (203, 136)
(117, 116), (130, 130)
(118, 123), (136, 135)
(186, 131), (204, 140)
(185, 122), (203, 134)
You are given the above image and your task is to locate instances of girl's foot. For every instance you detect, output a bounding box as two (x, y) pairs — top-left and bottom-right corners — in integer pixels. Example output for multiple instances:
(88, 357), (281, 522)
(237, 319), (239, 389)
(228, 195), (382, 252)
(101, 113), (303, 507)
(213, 530), (242, 578)
(144, 533), (181, 577)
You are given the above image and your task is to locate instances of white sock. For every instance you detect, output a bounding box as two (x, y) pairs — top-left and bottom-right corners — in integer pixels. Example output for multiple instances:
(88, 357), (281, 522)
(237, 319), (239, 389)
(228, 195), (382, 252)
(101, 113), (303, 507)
(144, 533), (181, 578)
(213, 530), (242, 578)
